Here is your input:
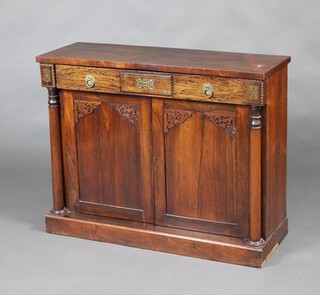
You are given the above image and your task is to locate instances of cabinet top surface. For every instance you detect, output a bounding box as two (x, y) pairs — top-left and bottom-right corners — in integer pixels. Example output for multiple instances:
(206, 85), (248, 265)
(36, 42), (290, 80)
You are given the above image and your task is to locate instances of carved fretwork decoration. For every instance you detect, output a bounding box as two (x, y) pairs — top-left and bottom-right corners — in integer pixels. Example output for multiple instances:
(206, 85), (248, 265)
(74, 100), (102, 124)
(164, 109), (195, 134)
(110, 104), (139, 125)
(205, 111), (236, 139)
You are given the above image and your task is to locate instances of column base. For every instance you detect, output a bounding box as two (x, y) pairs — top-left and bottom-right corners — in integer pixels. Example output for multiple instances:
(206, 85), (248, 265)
(245, 238), (266, 247)
(50, 208), (69, 216)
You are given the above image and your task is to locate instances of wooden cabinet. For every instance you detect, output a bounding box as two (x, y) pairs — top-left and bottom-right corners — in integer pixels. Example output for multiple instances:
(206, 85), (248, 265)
(36, 43), (290, 267)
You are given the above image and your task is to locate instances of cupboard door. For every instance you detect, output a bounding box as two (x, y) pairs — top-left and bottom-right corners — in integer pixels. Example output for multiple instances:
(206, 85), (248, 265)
(60, 91), (153, 223)
(152, 99), (250, 237)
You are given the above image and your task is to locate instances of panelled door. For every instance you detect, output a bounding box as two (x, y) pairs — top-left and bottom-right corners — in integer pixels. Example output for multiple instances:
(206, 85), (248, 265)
(152, 99), (250, 237)
(60, 90), (153, 223)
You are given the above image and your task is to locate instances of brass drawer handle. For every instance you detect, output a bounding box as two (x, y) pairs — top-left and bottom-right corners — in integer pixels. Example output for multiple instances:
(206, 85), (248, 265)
(203, 83), (214, 98)
(85, 75), (95, 88)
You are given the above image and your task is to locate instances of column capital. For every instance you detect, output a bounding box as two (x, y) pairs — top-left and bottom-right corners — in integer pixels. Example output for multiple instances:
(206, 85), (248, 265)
(47, 88), (59, 108)
(250, 105), (262, 129)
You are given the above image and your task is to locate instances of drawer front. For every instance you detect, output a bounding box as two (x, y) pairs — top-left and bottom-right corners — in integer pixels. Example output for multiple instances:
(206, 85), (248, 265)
(56, 65), (120, 93)
(120, 71), (172, 96)
(54, 65), (262, 105)
(174, 74), (262, 105)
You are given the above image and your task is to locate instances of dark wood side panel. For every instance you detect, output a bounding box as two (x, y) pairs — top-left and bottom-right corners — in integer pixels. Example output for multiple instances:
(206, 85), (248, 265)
(262, 66), (288, 239)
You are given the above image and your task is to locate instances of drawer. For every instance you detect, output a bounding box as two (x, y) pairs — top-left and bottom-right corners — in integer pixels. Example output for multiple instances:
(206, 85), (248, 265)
(56, 65), (119, 93)
(174, 74), (262, 105)
(55, 65), (262, 105)
(120, 71), (172, 96)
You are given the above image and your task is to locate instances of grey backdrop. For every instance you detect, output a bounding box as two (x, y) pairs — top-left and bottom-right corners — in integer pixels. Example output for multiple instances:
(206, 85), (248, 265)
(1, 0), (319, 294)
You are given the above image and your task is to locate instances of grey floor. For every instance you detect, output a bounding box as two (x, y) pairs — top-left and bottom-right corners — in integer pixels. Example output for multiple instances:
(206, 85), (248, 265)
(0, 140), (319, 294)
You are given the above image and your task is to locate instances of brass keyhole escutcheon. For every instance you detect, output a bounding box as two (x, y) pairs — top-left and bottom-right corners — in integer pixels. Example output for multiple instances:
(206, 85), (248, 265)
(85, 75), (95, 88)
(203, 83), (214, 98)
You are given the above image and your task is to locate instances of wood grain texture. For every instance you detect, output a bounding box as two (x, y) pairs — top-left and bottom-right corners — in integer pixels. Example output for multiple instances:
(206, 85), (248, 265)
(37, 43), (290, 266)
(174, 74), (262, 105)
(76, 93), (152, 223)
(120, 71), (172, 96)
(61, 91), (153, 223)
(153, 99), (250, 237)
(76, 100), (142, 208)
(262, 66), (288, 239)
(60, 91), (79, 211)
(56, 65), (263, 105)
(48, 89), (65, 211)
(249, 129), (262, 242)
(56, 65), (119, 93)
(45, 213), (288, 268)
(36, 42), (290, 80)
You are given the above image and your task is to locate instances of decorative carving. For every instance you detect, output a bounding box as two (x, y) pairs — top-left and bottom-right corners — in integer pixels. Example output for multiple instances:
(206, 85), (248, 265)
(120, 71), (173, 96)
(206, 115), (234, 129)
(164, 109), (195, 134)
(74, 100), (102, 124)
(205, 111), (236, 139)
(40, 64), (56, 87)
(247, 81), (264, 104)
(250, 105), (262, 129)
(249, 84), (260, 101)
(110, 104), (139, 124)
(42, 68), (51, 83)
(261, 82), (264, 104)
(136, 78), (155, 90)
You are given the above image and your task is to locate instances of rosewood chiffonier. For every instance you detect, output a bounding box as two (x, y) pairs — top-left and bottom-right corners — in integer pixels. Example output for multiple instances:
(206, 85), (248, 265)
(36, 43), (290, 267)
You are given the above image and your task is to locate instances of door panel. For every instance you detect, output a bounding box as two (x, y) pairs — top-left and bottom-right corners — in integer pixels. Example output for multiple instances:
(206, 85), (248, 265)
(153, 99), (250, 237)
(60, 91), (153, 223)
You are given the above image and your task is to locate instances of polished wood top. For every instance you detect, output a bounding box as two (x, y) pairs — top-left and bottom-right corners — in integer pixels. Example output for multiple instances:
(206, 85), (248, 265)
(36, 42), (290, 80)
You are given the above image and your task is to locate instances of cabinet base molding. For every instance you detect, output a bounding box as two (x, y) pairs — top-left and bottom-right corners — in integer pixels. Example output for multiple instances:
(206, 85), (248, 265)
(46, 213), (288, 268)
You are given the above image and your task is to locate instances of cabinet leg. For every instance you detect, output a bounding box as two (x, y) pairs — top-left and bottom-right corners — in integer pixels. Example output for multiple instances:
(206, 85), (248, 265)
(248, 106), (264, 246)
(47, 88), (68, 216)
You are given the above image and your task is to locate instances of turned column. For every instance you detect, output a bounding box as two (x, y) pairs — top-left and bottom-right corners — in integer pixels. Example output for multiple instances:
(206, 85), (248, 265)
(248, 105), (264, 246)
(47, 88), (68, 215)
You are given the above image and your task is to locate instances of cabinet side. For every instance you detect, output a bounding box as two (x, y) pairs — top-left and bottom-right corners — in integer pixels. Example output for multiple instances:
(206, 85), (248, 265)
(262, 66), (288, 240)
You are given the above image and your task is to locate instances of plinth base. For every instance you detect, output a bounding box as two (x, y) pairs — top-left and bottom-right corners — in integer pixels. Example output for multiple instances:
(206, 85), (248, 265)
(46, 212), (288, 268)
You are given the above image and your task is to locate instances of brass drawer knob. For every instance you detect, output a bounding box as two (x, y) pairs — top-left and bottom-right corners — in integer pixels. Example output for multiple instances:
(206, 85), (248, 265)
(203, 83), (214, 98)
(85, 75), (95, 88)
